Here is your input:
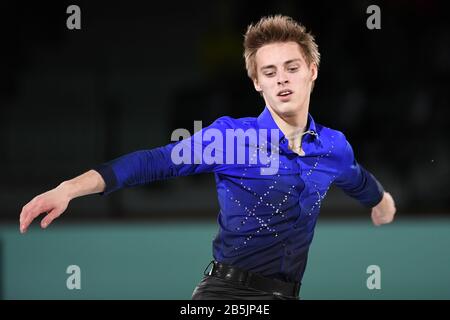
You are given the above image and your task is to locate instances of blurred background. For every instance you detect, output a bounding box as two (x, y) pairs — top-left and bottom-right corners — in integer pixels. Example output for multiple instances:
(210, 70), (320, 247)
(1, 0), (449, 299)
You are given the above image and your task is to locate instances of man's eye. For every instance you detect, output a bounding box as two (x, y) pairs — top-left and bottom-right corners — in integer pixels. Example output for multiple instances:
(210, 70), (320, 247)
(288, 67), (299, 72)
(264, 72), (275, 77)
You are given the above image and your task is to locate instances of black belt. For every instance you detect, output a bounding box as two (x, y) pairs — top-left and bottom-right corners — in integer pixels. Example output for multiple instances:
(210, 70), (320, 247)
(204, 261), (300, 298)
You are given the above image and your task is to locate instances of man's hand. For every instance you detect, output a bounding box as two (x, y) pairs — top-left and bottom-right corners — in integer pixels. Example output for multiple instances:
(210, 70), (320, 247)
(19, 185), (71, 234)
(371, 192), (396, 226)
(18, 170), (106, 234)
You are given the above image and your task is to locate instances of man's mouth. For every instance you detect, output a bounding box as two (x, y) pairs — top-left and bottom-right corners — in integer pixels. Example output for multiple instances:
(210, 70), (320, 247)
(277, 89), (293, 98)
(277, 89), (294, 102)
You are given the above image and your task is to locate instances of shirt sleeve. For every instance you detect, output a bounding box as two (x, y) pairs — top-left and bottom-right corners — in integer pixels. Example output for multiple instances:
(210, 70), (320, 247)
(92, 117), (230, 195)
(334, 137), (384, 208)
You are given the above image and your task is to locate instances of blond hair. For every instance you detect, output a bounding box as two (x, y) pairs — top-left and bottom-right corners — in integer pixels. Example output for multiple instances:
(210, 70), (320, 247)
(243, 15), (320, 80)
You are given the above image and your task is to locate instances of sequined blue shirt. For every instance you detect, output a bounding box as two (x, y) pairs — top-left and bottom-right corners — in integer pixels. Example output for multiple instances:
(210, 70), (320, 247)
(94, 107), (384, 283)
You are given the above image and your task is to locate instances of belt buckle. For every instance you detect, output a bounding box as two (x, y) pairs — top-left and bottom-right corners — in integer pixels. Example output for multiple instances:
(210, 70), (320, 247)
(203, 260), (215, 276)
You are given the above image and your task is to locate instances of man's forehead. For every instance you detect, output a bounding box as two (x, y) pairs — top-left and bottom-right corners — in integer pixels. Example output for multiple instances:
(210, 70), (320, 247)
(256, 42), (305, 67)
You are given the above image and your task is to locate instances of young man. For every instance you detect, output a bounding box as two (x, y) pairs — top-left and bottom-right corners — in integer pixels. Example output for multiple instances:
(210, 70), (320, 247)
(19, 15), (396, 300)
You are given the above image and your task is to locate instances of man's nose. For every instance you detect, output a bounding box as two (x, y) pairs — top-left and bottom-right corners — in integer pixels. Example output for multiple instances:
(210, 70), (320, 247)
(277, 72), (289, 85)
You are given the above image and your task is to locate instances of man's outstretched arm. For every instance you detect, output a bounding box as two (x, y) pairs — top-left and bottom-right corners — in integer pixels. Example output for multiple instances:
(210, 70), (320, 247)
(18, 117), (231, 234)
(19, 170), (106, 234)
(334, 136), (396, 226)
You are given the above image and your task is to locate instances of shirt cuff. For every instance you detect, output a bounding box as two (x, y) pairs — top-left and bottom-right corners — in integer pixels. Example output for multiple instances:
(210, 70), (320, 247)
(92, 163), (119, 195)
(363, 173), (385, 208)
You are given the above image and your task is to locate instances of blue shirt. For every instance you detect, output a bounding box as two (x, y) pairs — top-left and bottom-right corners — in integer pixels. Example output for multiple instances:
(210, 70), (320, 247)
(94, 107), (384, 283)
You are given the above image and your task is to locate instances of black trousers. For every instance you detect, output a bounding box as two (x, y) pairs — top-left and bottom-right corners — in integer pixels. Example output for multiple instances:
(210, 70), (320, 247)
(191, 275), (299, 300)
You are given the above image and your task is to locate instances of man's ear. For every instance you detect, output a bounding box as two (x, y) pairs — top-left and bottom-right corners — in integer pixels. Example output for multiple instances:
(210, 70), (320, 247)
(253, 77), (262, 92)
(310, 63), (318, 81)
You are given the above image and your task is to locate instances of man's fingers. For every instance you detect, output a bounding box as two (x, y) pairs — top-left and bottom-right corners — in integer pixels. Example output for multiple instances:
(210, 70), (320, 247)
(372, 214), (382, 226)
(371, 209), (394, 226)
(20, 208), (39, 233)
(41, 208), (62, 229)
(20, 201), (51, 233)
(20, 205), (38, 233)
(19, 207), (28, 233)
(19, 205), (28, 227)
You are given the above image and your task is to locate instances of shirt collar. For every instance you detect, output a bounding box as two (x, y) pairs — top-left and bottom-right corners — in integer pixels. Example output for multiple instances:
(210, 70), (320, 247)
(256, 106), (319, 141)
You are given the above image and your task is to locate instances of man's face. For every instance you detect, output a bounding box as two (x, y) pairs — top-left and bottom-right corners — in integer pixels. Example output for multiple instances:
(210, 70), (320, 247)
(253, 41), (317, 118)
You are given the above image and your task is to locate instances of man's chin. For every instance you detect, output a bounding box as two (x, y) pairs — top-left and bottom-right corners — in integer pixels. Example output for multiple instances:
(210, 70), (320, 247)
(274, 102), (301, 117)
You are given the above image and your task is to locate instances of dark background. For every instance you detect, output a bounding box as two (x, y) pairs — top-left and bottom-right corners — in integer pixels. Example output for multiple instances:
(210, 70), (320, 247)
(1, 0), (449, 222)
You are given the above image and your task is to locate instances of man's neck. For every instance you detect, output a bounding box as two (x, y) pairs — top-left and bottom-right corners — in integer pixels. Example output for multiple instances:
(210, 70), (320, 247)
(266, 104), (309, 156)
(266, 105), (309, 140)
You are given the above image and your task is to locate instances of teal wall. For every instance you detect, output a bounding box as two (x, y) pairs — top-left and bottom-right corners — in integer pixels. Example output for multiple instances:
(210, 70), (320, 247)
(1, 218), (449, 299)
